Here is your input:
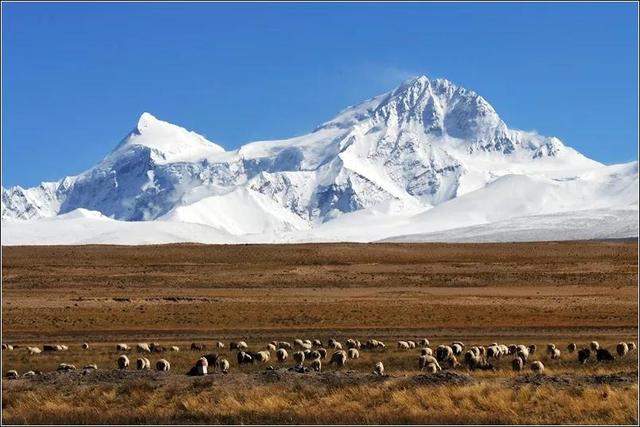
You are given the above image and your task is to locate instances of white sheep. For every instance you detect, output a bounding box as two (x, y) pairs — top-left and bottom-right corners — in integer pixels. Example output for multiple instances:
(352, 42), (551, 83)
(116, 343), (130, 352)
(27, 346), (42, 355)
(616, 342), (629, 357)
(219, 358), (230, 374)
(156, 359), (171, 371)
(373, 361), (384, 376)
(136, 357), (151, 370)
(330, 350), (347, 367)
(293, 351), (305, 366)
(590, 341), (600, 351)
(137, 343), (151, 353)
(347, 348), (360, 359)
(276, 348), (288, 362)
(310, 358), (322, 372)
(531, 361), (545, 374)
(6, 370), (19, 379)
(397, 341), (410, 350)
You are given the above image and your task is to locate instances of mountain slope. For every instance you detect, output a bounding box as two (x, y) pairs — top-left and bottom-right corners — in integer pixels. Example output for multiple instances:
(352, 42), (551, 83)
(2, 75), (636, 244)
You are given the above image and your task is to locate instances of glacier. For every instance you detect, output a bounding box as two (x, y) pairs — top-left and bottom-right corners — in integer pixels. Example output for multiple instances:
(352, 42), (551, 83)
(2, 75), (637, 245)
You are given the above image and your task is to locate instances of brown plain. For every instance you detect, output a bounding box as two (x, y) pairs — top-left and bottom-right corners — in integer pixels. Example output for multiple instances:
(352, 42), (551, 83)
(1, 241), (638, 424)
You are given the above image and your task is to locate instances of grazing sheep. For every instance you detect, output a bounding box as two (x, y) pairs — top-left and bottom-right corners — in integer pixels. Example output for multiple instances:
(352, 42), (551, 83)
(346, 339), (358, 349)
(294, 339), (305, 349)
(347, 348), (360, 359)
(170, 346), (180, 352)
(137, 343), (151, 353)
(596, 348), (615, 362)
(278, 341), (293, 350)
(137, 357), (151, 370)
(464, 351), (494, 371)
(419, 355), (441, 372)
(627, 342), (637, 352)
(530, 361), (545, 374)
(156, 359), (171, 371)
(313, 339), (323, 347)
(452, 341), (465, 348)
(276, 348), (288, 362)
(83, 364), (98, 371)
(60, 345), (69, 351)
(419, 339), (430, 347)
(469, 347), (480, 357)
(303, 348), (312, 357)
(451, 343), (463, 356)
(424, 363), (438, 374)
(195, 357), (209, 375)
(590, 341), (600, 352)
(373, 361), (384, 376)
(293, 351), (305, 366)
(202, 353), (220, 368)
(82, 343), (90, 350)
(546, 343), (556, 354)
(267, 343), (277, 352)
(549, 349), (561, 360)
(22, 371), (37, 378)
(237, 351), (253, 365)
(528, 344), (537, 355)
(215, 341), (225, 349)
(301, 342), (312, 350)
(447, 355), (460, 368)
(376, 340), (386, 350)
(486, 345), (501, 359)
(6, 370), (19, 379)
(27, 346), (41, 355)
(116, 343), (130, 352)
(255, 351), (271, 363)
(616, 342), (629, 357)
(397, 341), (410, 350)
(310, 358), (322, 372)
(567, 343), (577, 353)
(328, 339), (342, 349)
(57, 363), (77, 371)
(420, 348), (433, 356)
(578, 348), (591, 364)
(436, 345), (454, 362)
(317, 348), (327, 359)
(117, 355), (130, 369)
(407, 341), (417, 349)
(330, 350), (347, 367)
(191, 343), (206, 351)
(516, 349), (529, 363)
(512, 357), (524, 372)
(219, 358), (230, 374)
(508, 344), (518, 355)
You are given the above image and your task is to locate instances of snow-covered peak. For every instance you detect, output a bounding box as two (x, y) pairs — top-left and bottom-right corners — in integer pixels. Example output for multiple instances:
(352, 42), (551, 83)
(114, 112), (226, 164)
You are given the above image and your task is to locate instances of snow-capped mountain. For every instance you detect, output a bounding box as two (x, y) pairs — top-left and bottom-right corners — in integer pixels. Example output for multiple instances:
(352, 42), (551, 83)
(2, 75), (637, 244)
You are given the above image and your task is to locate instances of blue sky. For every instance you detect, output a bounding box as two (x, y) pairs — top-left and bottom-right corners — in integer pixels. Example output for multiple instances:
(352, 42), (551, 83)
(2, 2), (638, 187)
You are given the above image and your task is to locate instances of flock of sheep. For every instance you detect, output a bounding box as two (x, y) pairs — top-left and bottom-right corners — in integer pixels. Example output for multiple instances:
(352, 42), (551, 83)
(3, 338), (636, 380)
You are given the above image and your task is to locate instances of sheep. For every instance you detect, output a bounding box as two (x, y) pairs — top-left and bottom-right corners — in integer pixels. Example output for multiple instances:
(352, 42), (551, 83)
(150, 343), (165, 353)
(137, 343), (152, 353)
(137, 357), (151, 370)
(452, 341), (465, 348)
(293, 351), (305, 366)
(195, 357), (208, 375)
(254, 351), (271, 363)
(512, 357), (524, 372)
(373, 361), (384, 376)
(516, 349), (529, 363)
(116, 343), (130, 352)
(22, 371), (37, 378)
(215, 341), (225, 349)
(528, 344), (537, 355)
(578, 348), (591, 364)
(627, 342), (636, 352)
(530, 361), (545, 374)
(294, 339), (305, 349)
(267, 343), (277, 352)
(156, 359), (171, 371)
(83, 364), (98, 371)
(278, 341), (293, 350)
(317, 348), (327, 359)
(590, 341), (600, 351)
(237, 351), (253, 365)
(451, 343), (463, 356)
(6, 370), (19, 379)
(310, 358), (322, 372)
(567, 343), (577, 353)
(420, 348), (433, 356)
(508, 344), (518, 355)
(190, 343), (206, 351)
(616, 342), (629, 357)
(424, 363), (438, 374)
(486, 345), (501, 359)
(469, 347), (480, 357)
(303, 339), (312, 346)
(276, 348), (288, 362)
(328, 339), (342, 349)
(117, 355), (130, 369)
(464, 351), (494, 371)
(407, 340), (417, 349)
(170, 346), (180, 352)
(219, 358), (230, 374)
(436, 345), (454, 362)
(346, 339), (358, 349)
(27, 346), (41, 355)
(301, 342), (312, 350)
(82, 343), (90, 350)
(397, 341), (410, 350)
(549, 349), (561, 360)
(347, 348), (360, 359)
(313, 339), (323, 347)
(202, 353), (220, 369)
(596, 348), (615, 362)
(447, 355), (460, 368)
(419, 355), (441, 372)
(60, 345), (69, 351)
(419, 339), (430, 347)
(57, 363), (77, 371)
(330, 350), (347, 367)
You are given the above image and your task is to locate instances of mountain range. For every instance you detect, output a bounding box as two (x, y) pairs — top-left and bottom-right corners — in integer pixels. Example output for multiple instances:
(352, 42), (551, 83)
(2, 75), (637, 245)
